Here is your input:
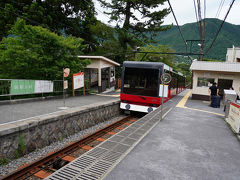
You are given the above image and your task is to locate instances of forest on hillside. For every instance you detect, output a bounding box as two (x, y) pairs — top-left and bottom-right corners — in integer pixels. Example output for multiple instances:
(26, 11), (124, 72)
(155, 18), (240, 60)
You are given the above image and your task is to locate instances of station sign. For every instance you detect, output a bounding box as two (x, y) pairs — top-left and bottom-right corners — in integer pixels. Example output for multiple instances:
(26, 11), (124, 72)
(161, 73), (172, 84)
(159, 84), (168, 97)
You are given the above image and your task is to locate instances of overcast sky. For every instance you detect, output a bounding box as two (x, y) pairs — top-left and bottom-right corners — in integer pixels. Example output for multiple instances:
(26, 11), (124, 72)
(93, 0), (239, 26)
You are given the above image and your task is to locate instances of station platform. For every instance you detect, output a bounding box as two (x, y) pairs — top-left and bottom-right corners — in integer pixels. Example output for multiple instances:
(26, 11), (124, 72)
(46, 89), (240, 180)
(104, 90), (240, 180)
(0, 91), (120, 125)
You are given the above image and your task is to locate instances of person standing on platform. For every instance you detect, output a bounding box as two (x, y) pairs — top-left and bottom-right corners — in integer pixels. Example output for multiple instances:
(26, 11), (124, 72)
(208, 82), (219, 105)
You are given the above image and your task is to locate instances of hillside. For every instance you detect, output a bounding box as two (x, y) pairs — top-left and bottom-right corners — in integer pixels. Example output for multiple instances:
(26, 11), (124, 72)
(155, 18), (240, 60)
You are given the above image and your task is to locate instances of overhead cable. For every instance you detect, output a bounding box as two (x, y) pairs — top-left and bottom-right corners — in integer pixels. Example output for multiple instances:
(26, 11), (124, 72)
(216, 0), (225, 18)
(167, 0), (188, 52)
(205, 0), (235, 55)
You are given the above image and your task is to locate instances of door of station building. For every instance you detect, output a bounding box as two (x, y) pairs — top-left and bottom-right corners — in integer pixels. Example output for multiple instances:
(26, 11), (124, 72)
(217, 79), (233, 96)
(101, 67), (110, 92)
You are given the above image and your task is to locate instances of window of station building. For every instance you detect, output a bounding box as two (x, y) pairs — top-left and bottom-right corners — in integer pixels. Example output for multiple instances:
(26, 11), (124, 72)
(197, 77), (215, 87)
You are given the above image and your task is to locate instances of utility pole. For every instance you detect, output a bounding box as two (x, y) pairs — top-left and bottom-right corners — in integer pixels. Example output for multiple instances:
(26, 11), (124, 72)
(199, 20), (206, 61)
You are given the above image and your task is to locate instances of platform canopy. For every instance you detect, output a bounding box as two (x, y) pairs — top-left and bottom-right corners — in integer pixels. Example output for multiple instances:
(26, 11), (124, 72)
(78, 56), (120, 92)
(78, 56), (120, 68)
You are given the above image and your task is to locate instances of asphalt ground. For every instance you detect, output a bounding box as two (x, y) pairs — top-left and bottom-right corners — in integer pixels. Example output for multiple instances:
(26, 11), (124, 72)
(104, 90), (240, 180)
(0, 91), (120, 125)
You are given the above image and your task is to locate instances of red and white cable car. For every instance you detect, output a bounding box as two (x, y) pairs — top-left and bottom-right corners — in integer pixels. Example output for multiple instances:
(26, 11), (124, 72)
(120, 61), (186, 113)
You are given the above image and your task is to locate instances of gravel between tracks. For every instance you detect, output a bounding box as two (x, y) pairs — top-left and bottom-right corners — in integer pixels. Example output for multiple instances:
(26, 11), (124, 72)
(0, 115), (127, 177)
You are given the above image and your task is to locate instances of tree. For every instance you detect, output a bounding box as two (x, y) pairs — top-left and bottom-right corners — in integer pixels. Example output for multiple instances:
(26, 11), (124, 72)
(0, 0), (97, 42)
(98, 0), (170, 53)
(176, 63), (191, 84)
(137, 44), (192, 84)
(0, 19), (90, 80)
(89, 20), (115, 47)
(137, 44), (176, 67)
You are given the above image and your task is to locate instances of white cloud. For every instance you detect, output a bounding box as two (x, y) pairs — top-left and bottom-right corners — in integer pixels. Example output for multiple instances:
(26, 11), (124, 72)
(93, 0), (239, 26)
(162, 0), (239, 25)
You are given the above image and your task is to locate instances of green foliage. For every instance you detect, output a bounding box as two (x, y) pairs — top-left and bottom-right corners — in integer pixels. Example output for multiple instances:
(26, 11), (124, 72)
(88, 21), (127, 64)
(176, 63), (192, 83)
(98, 0), (170, 56)
(0, 158), (9, 166)
(155, 18), (240, 60)
(0, 0), (97, 42)
(202, 58), (223, 62)
(89, 20), (115, 46)
(16, 133), (26, 158)
(84, 80), (89, 89)
(176, 63), (190, 72)
(135, 44), (192, 83)
(0, 19), (90, 80)
(0, 3), (17, 41)
(137, 44), (176, 67)
(59, 137), (63, 142)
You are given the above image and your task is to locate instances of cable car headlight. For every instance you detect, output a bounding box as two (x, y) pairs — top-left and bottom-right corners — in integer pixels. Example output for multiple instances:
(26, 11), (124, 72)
(147, 107), (153, 113)
(125, 104), (130, 110)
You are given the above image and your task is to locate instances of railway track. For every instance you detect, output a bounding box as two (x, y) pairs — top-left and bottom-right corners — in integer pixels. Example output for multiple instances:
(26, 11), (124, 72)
(1, 115), (139, 180)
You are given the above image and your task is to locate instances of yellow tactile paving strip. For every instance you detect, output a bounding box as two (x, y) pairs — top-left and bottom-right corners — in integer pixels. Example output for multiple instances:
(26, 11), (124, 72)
(96, 94), (120, 97)
(176, 90), (224, 117)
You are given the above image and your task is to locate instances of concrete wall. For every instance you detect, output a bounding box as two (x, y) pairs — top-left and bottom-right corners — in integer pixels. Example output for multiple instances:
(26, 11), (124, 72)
(226, 47), (240, 62)
(192, 70), (240, 98)
(0, 100), (120, 160)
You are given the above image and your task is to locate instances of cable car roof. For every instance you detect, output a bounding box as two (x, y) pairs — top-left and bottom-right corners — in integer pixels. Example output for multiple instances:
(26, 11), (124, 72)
(123, 61), (164, 69)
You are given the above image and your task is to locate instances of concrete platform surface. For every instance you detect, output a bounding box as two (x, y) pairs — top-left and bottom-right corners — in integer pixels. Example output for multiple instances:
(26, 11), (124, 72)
(104, 90), (240, 180)
(0, 92), (119, 125)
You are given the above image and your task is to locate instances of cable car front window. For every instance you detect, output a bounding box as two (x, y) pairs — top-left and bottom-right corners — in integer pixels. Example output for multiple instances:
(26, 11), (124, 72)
(123, 67), (159, 97)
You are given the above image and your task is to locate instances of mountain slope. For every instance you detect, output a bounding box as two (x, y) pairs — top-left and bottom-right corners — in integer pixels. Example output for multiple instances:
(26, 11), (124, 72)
(155, 18), (240, 60)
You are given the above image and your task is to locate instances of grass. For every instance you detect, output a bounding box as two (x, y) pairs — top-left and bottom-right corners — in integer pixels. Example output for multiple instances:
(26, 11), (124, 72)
(0, 158), (9, 166)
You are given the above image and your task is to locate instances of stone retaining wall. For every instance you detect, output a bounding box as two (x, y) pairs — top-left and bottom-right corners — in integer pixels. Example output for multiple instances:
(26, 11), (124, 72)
(0, 100), (120, 160)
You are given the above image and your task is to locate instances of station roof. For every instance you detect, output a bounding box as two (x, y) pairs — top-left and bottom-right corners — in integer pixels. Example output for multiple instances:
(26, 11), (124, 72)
(78, 55), (120, 66)
(190, 61), (240, 73)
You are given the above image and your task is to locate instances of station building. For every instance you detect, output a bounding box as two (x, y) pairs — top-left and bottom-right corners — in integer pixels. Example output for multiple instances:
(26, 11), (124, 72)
(190, 60), (240, 101)
(226, 46), (240, 62)
(78, 56), (120, 93)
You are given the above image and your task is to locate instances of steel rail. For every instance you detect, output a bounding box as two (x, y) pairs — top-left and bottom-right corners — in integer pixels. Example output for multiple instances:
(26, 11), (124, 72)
(1, 116), (132, 180)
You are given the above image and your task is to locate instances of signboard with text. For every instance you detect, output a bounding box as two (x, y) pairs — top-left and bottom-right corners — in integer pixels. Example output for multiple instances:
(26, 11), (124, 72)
(35, 80), (53, 93)
(73, 72), (84, 90)
(64, 80), (68, 89)
(227, 102), (240, 133)
(10, 80), (35, 95)
(10, 80), (54, 95)
(159, 84), (168, 98)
